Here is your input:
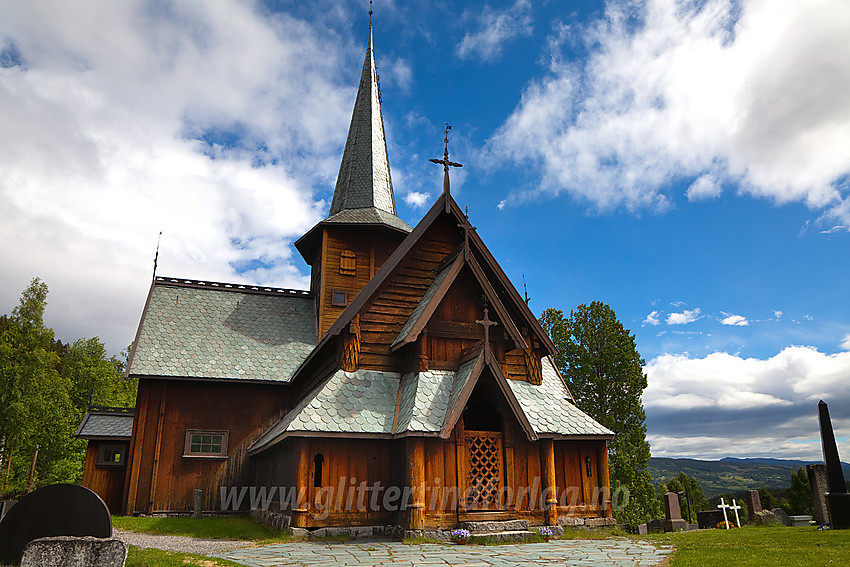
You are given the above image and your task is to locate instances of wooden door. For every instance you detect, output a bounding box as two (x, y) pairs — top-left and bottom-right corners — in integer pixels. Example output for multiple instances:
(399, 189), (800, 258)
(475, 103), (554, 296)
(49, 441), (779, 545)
(462, 430), (505, 511)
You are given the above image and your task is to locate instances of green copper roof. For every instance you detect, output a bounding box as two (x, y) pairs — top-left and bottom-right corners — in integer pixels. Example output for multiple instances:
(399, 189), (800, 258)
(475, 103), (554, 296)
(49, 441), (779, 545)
(394, 370), (454, 433)
(129, 283), (316, 382)
(508, 357), (614, 437)
(330, 23), (396, 218)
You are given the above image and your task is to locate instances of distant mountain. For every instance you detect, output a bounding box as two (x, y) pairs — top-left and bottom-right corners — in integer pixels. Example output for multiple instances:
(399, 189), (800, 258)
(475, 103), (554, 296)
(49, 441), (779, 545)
(649, 457), (850, 497)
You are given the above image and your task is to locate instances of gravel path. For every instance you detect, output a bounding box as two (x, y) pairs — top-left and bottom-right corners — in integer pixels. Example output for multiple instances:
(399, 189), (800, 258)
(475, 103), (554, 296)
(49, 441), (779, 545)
(115, 528), (253, 556)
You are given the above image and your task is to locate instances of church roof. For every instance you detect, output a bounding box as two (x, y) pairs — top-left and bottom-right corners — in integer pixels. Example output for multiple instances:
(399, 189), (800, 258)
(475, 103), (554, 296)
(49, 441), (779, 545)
(248, 354), (611, 454)
(126, 278), (316, 383)
(295, 24), (410, 262)
(330, 23), (396, 217)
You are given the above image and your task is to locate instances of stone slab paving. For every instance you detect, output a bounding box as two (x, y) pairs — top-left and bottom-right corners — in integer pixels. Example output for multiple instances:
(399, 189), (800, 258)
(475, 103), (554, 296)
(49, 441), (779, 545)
(215, 538), (673, 567)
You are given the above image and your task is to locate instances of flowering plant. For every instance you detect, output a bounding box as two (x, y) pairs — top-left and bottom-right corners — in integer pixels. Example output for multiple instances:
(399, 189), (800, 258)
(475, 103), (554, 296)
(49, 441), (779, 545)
(450, 529), (471, 543)
(537, 526), (553, 541)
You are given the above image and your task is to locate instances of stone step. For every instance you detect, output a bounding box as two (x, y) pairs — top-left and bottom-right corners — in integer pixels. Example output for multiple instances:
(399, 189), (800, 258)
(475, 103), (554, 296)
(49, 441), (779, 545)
(461, 519), (529, 534)
(469, 530), (536, 543)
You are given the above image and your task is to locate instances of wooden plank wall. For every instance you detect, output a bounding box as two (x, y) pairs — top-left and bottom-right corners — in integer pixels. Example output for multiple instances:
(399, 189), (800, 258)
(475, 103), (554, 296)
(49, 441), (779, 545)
(123, 378), (288, 514)
(554, 440), (605, 517)
(317, 227), (403, 339)
(81, 442), (128, 514)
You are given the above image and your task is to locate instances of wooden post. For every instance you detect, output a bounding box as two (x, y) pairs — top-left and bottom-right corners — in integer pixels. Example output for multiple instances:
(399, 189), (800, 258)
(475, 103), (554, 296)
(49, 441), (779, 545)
(27, 445), (40, 492)
(406, 437), (425, 530)
(292, 441), (310, 528)
(193, 489), (202, 518)
(597, 441), (613, 518)
(541, 439), (558, 526)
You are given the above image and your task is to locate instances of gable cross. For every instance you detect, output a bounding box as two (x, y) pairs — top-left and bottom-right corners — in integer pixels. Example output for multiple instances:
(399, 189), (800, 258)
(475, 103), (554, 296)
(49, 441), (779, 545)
(429, 124), (463, 212)
(476, 296), (498, 358)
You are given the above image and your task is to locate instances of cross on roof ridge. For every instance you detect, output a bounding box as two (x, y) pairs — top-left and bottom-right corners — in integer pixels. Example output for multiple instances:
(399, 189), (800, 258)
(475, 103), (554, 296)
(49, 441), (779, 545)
(429, 124), (463, 212)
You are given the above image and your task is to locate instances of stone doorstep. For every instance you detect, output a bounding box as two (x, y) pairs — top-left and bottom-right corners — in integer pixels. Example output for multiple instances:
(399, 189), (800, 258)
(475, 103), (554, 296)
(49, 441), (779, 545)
(559, 516), (617, 529)
(469, 530), (536, 543)
(461, 519), (529, 533)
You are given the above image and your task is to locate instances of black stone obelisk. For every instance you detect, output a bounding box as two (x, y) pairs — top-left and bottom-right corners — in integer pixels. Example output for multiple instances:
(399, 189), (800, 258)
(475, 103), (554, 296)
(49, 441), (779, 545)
(818, 400), (850, 529)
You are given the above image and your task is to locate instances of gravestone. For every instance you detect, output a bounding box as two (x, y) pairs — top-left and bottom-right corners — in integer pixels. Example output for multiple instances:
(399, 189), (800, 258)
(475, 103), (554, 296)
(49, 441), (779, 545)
(636, 523), (648, 535)
(754, 509), (780, 525)
(744, 489), (762, 523)
(789, 515), (813, 527)
(771, 508), (791, 527)
(807, 464), (830, 526)
(0, 484), (112, 565)
(697, 510), (724, 529)
(21, 536), (127, 567)
(818, 400), (850, 529)
(663, 492), (688, 532)
(647, 518), (664, 533)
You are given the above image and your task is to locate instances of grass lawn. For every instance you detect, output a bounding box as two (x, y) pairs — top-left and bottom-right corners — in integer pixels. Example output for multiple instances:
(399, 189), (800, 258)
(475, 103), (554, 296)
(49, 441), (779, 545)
(113, 515), (280, 541)
(650, 525), (850, 567)
(126, 546), (244, 567)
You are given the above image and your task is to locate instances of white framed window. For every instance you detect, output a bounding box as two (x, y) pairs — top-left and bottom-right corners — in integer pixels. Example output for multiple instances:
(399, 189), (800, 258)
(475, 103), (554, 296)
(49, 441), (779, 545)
(184, 429), (228, 458)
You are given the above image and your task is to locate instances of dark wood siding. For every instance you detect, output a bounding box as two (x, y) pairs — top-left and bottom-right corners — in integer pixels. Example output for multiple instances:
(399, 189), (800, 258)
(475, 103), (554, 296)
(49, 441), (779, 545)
(81, 442), (128, 514)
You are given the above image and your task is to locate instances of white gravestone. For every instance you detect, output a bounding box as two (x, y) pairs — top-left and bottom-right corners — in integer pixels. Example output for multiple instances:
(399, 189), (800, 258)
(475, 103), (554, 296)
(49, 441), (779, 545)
(717, 498), (731, 529)
(729, 499), (742, 528)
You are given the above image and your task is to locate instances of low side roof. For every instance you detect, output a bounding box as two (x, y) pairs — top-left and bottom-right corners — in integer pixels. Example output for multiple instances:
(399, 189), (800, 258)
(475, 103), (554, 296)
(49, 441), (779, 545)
(127, 278), (316, 383)
(75, 409), (134, 440)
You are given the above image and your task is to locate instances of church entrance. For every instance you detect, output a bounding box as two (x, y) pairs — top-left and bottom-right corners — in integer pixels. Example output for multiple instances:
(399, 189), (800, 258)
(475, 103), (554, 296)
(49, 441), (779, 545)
(458, 384), (506, 513)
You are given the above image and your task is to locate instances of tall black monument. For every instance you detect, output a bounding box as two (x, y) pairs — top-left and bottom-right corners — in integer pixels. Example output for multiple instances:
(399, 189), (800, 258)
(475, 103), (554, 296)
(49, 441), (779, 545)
(818, 400), (850, 529)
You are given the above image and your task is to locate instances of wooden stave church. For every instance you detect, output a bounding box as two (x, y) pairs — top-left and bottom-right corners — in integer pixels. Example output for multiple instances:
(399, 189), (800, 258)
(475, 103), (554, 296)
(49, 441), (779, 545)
(77, 23), (614, 531)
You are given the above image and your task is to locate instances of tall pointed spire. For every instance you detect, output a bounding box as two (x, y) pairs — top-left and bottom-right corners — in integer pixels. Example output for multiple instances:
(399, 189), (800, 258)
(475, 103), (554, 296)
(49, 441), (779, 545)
(329, 22), (396, 217)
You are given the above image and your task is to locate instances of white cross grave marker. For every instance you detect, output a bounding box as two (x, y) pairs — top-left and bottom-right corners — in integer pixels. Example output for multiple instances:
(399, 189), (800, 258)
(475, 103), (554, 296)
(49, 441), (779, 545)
(729, 499), (742, 528)
(717, 497), (731, 529)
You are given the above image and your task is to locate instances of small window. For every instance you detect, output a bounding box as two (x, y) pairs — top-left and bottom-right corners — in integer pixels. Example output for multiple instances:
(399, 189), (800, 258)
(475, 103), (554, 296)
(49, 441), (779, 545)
(331, 290), (348, 307)
(97, 444), (126, 466)
(339, 250), (356, 276)
(184, 429), (228, 458)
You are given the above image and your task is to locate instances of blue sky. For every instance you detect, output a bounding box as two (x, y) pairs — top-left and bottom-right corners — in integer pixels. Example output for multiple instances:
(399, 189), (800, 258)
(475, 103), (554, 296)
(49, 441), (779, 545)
(1, 0), (849, 461)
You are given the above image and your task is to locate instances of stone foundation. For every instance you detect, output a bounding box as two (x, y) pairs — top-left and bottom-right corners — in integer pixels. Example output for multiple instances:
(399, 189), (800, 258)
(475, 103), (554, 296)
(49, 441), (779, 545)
(20, 536), (127, 567)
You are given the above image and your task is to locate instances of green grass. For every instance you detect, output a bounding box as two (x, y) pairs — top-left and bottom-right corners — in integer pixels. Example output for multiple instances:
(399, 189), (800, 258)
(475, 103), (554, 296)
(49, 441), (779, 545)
(648, 525), (850, 567)
(113, 515), (279, 541)
(126, 546), (244, 567)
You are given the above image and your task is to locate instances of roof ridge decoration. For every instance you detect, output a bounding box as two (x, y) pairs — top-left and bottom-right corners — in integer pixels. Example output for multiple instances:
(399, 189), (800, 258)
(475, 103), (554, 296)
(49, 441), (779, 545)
(329, 22), (397, 217)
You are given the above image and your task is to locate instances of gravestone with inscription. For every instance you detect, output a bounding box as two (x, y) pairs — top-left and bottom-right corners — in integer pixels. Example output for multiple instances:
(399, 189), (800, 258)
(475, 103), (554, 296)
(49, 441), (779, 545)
(663, 492), (688, 532)
(807, 464), (829, 526)
(0, 484), (112, 565)
(744, 489), (761, 523)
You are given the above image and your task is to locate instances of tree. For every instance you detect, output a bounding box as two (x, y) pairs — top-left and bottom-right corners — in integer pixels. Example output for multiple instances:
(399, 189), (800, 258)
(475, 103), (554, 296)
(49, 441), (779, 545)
(540, 302), (659, 525)
(662, 472), (710, 523)
(0, 278), (136, 496)
(786, 466), (813, 515)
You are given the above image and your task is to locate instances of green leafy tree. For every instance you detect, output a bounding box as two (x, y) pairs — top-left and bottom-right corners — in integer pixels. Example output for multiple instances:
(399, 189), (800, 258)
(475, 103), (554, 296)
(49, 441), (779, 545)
(663, 472), (710, 523)
(0, 278), (136, 496)
(758, 487), (778, 510)
(540, 302), (660, 525)
(786, 466), (813, 515)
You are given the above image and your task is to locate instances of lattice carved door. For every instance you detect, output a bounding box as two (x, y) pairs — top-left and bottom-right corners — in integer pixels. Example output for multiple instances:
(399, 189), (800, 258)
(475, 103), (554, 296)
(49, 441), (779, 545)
(464, 430), (504, 510)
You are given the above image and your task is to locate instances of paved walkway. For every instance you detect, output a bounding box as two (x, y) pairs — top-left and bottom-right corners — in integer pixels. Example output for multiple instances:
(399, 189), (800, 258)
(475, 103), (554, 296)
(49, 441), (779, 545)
(215, 538), (673, 567)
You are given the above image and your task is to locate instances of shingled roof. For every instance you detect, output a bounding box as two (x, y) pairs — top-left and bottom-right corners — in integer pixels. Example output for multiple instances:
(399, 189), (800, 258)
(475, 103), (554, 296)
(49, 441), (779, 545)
(75, 408), (134, 440)
(126, 278), (316, 383)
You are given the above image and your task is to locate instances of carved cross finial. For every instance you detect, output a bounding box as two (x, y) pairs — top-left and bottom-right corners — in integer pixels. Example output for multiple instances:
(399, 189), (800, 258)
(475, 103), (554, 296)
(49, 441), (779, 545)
(476, 295), (498, 353)
(369, 0), (373, 18)
(457, 217), (476, 259)
(429, 123), (463, 212)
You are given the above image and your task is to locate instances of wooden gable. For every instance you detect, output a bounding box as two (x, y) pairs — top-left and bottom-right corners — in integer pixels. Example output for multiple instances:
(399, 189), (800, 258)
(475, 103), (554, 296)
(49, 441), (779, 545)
(290, 193), (558, 398)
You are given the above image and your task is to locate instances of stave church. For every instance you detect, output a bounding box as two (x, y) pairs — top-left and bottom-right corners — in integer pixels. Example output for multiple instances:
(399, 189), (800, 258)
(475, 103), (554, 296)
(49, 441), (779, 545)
(77, 21), (614, 532)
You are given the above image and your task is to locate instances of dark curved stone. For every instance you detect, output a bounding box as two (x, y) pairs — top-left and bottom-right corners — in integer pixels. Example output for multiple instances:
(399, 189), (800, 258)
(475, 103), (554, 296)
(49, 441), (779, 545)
(0, 483), (111, 565)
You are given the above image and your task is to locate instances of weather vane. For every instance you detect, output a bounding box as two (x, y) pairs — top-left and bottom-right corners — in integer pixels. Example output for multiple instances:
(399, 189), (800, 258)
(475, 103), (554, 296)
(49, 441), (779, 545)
(429, 124), (463, 212)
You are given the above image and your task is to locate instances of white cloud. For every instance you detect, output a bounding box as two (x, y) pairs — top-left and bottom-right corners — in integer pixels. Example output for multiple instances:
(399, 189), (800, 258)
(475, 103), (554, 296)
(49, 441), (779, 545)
(841, 333), (850, 351)
(686, 174), (722, 201)
(721, 313), (749, 326)
(775, 310), (784, 319)
(404, 191), (431, 209)
(487, 0), (850, 226)
(456, 0), (533, 63)
(644, 346), (850, 459)
(667, 308), (702, 325)
(0, 1), (358, 353)
(644, 310), (661, 326)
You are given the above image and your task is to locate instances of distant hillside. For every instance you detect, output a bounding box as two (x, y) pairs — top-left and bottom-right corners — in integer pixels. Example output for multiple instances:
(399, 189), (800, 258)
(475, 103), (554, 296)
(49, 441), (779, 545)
(649, 457), (850, 497)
